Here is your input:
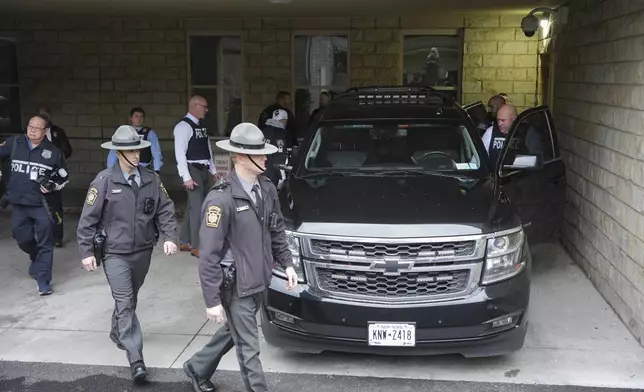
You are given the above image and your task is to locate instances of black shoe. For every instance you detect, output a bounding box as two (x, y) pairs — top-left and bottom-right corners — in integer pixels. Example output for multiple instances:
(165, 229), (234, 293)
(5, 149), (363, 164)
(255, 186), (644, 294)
(130, 360), (148, 383)
(54, 240), (63, 248)
(183, 361), (216, 392)
(110, 333), (125, 350)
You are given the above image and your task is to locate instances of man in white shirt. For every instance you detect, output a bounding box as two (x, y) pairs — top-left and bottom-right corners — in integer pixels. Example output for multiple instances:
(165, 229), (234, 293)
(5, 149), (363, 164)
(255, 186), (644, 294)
(173, 95), (217, 258)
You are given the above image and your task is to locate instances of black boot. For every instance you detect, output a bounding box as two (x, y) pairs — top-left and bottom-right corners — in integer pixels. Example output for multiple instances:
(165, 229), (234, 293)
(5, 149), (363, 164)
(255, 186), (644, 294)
(183, 361), (216, 392)
(130, 360), (148, 384)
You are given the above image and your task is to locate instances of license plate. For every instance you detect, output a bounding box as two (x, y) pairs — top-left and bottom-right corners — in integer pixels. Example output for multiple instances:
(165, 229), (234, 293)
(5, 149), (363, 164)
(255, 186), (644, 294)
(368, 322), (416, 347)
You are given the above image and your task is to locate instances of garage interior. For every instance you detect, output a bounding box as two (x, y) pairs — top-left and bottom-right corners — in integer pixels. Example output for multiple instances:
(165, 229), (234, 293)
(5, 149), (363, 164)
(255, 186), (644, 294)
(0, 0), (643, 385)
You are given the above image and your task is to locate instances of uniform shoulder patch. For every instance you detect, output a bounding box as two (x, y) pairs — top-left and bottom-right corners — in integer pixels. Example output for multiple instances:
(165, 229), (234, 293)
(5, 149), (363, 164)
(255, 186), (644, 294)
(205, 205), (222, 228)
(86, 187), (99, 206)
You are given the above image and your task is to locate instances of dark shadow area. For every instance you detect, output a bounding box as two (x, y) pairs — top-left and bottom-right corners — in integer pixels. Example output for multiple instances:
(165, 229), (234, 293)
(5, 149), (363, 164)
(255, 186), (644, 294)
(0, 361), (636, 392)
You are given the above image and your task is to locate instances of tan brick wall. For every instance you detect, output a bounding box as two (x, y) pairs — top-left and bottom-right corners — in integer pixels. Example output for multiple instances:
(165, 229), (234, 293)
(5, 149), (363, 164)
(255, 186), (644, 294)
(462, 15), (540, 112)
(551, 0), (644, 345)
(0, 13), (540, 192)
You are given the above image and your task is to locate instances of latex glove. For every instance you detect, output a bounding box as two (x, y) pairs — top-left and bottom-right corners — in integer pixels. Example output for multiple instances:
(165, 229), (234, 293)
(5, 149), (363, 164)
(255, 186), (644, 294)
(82, 256), (97, 272)
(206, 305), (226, 324)
(285, 266), (298, 290)
(164, 241), (177, 255)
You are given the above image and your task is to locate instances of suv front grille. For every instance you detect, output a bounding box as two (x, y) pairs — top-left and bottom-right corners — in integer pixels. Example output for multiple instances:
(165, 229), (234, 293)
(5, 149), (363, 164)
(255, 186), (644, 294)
(310, 239), (476, 259)
(315, 268), (470, 298)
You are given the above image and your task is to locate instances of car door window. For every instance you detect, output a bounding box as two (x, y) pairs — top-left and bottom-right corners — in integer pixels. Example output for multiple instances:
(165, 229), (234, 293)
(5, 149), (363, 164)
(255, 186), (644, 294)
(463, 101), (490, 132)
(500, 107), (556, 169)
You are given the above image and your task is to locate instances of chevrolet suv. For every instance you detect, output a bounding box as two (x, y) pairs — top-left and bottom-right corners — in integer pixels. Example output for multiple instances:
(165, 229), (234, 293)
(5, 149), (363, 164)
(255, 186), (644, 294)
(262, 87), (565, 358)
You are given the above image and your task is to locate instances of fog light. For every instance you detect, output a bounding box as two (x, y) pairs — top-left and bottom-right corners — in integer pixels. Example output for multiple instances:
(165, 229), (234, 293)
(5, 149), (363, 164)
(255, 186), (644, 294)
(492, 316), (514, 328)
(274, 312), (295, 324)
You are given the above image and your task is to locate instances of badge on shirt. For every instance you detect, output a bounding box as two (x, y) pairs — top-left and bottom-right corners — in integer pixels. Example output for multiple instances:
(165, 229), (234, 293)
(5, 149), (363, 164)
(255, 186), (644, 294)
(206, 205), (222, 228)
(86, 187), (99, 206)
(42, 149), (52, 159)
(30, 171), (38, 181)
(236, 205), (250, 212)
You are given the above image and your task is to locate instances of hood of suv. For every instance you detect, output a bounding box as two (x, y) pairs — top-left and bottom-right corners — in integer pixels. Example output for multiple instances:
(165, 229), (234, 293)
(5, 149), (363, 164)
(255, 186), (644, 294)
(282, 174), (517, 237)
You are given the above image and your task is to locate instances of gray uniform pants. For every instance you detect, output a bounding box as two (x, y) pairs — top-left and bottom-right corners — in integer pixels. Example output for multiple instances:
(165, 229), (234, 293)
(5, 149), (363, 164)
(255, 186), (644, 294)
(104, 248), (153, 364)
(179, 164), (211, 248)
(187, 290), (268, 392)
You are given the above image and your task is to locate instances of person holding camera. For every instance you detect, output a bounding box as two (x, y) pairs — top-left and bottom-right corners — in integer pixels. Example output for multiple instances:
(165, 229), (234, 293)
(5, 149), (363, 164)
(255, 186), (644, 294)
(76, 125), (178, 384)
(0, 114), (69, 296)
(182, 123), (298, 392)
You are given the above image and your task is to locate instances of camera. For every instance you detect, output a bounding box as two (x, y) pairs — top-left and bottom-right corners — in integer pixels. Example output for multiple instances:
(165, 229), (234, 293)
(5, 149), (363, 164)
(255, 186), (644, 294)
(520, 14), (539, 37)
(35, 167), (69, 192)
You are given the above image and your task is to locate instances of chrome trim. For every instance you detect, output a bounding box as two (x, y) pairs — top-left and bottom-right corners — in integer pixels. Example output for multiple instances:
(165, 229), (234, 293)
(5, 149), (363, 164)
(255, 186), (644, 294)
(301, 234), (487, 264)
(285, 227), (523, 304)
(306, 261), (483, 305)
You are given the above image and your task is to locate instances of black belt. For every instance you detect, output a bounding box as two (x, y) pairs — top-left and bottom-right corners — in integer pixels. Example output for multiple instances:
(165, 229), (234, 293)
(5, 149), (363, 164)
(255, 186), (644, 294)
(190, 163), (209, 170)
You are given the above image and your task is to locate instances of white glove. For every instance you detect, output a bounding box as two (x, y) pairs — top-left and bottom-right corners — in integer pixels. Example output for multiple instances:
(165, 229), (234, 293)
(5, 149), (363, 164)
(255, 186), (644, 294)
(163, 241), (177, 255)
(206, 305), (226, 324)
(82, 256), (97, 272)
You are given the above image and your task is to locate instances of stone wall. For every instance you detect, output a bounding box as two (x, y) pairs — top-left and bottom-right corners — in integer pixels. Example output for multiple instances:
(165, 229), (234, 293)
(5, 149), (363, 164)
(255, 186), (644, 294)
(0, 13), (541, 193)
(552, 0), (644, 344)
(462, 15), (541, 113)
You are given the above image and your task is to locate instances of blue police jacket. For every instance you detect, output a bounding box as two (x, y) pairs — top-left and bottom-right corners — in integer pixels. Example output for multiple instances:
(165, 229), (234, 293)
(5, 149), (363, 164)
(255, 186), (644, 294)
(0, 135), (68, 207)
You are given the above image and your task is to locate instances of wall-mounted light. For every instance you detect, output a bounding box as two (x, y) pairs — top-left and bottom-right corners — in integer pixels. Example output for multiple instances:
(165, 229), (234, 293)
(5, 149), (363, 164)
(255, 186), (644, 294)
(521, 6), (568, 38)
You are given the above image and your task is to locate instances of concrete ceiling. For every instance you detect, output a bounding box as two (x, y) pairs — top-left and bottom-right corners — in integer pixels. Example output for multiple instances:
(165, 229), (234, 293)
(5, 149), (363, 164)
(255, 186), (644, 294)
(0, 0), (562, 17)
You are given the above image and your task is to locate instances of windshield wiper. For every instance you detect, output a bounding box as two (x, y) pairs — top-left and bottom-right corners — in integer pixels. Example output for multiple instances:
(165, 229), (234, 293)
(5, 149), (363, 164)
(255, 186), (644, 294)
(299, 170), (357, 178)
(370, 168), (472, 179)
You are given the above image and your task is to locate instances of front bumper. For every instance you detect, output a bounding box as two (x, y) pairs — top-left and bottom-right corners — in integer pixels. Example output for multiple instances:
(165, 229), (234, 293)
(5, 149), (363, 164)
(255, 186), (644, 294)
(261, 253), (531, 358)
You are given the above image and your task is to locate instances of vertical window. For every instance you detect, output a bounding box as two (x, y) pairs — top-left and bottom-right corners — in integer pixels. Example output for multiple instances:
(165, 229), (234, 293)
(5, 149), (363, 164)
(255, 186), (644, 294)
(402, 34), (462, 102)
(293, 34), (349, 129)
(188, 35), (243, 137)
(0, 38), (21, 135)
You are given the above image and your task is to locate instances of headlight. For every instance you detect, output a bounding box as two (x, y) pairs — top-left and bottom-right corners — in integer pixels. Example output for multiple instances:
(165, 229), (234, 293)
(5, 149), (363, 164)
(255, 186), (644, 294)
(482, 228), (526, 285)
(273, 230), (306, 283)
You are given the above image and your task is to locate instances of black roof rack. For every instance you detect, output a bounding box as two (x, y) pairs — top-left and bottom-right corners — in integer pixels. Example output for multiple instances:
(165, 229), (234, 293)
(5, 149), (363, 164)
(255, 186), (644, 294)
(331, 86), (455, 106)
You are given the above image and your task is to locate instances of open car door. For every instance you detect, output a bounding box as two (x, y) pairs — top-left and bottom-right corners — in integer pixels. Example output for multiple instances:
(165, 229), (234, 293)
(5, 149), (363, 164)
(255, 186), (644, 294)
(496, 106), (566, 245)
(463, 101), (490, 137)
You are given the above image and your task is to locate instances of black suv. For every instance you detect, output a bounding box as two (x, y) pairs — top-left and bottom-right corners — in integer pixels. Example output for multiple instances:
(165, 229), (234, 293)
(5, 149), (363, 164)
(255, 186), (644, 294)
(262, 87), (565, 358)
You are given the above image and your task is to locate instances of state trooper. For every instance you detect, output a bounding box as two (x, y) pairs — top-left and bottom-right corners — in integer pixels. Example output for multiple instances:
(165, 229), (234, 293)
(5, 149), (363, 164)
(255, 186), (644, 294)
(0, 114), (69, 296)
(182, 123), (298, 392)
(76, 125), (178, 384)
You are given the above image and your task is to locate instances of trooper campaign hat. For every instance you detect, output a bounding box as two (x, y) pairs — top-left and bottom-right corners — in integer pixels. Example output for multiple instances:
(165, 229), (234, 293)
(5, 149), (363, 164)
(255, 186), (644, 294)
(101, 125), (152, 150)
(216, 122), (278, 155)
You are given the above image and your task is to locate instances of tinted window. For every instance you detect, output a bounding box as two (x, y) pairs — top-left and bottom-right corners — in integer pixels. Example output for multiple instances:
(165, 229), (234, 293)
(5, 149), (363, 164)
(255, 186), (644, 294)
(304, 122), (482, 172)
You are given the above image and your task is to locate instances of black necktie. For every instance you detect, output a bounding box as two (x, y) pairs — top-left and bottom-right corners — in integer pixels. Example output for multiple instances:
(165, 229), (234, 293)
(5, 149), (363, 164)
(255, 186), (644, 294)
(251, 184), (263, 218)
(129, 174), (139, 194)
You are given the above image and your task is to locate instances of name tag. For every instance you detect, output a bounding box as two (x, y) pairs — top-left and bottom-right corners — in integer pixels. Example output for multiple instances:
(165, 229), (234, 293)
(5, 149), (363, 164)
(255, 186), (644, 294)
(112, 189), (123, 194)
(30, 171), (38, 180)
(236, 205), (250, 212)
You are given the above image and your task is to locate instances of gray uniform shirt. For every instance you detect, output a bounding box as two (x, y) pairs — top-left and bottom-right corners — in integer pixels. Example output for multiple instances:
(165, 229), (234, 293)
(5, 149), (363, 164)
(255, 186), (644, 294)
(198, 170), (293, 308)
(77, 165), (177, 259)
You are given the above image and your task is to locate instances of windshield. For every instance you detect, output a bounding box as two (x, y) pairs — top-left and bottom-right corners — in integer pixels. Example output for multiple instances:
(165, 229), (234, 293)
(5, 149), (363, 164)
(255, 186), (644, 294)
(301, 121), (484, 175)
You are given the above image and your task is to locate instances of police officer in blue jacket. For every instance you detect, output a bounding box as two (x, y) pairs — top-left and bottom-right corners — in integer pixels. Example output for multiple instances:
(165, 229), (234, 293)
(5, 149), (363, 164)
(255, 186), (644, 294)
(0, 114), (69, 295)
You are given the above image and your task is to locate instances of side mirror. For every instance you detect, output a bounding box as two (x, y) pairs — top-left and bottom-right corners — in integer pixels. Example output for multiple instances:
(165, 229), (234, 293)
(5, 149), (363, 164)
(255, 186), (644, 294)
(502, 154), (543, 171)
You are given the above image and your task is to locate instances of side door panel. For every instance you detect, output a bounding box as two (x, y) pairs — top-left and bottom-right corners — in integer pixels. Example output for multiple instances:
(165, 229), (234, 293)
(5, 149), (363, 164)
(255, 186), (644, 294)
(497, 106), (566, 245)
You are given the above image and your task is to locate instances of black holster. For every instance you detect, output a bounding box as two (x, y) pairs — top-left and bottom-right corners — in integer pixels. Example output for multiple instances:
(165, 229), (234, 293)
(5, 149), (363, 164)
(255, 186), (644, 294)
(93, 232), (106, 267)
(220, 264), (236, 307)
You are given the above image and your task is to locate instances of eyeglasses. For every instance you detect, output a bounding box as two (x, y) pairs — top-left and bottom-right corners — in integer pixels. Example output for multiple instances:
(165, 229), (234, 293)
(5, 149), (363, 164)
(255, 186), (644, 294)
(27, 125), (45, 132)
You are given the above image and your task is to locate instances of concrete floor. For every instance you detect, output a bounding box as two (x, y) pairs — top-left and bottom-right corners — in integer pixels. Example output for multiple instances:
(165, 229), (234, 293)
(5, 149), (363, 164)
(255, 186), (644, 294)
(0, 211), (643, 389)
